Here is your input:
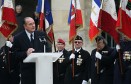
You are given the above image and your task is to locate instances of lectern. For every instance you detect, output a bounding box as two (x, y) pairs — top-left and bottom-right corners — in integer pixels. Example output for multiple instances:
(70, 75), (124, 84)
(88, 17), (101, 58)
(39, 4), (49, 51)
(23, 53), (62, 84)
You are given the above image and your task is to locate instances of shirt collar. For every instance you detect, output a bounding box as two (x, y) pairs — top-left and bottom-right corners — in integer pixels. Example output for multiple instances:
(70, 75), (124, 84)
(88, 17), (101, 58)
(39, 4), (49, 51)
(25, 30), (34, 40)
(75, 48), (81, 52)
(58, 50), (64, 53)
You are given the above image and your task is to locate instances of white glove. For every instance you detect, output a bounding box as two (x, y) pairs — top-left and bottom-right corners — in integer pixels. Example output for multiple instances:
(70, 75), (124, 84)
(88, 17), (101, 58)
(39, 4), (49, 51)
(69, 53), (75, 59)
(116, 44), (120, 51)
(95, 52), (102, 60)
(82, 80), (87, 84)
(88, 78), (91, 84)
(6, 41), (13, 48)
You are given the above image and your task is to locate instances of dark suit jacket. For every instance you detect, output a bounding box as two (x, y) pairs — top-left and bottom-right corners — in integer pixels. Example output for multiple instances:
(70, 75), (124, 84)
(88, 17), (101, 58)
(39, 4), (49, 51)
(13, 30), (51, 84)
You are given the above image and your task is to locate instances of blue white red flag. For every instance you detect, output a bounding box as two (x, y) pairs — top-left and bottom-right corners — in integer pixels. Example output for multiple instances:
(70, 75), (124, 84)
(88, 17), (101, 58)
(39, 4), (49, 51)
(89, 0), (101, 42)
(36, 0), (54, 43)
(68, 0), (83, 43)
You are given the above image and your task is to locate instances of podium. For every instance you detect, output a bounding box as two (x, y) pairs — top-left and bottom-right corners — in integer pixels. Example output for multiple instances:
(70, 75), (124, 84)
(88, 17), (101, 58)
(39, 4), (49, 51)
(23, 53), (62, 84)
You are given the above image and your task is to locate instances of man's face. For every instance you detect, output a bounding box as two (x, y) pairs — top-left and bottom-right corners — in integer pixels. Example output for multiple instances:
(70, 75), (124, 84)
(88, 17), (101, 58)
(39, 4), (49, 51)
(16, 6), (22, 14)
(56, 43), (65, 51)
(96, 39), (105, 50)
(74, 40), (83, 49)
(24, 18), (36, 33)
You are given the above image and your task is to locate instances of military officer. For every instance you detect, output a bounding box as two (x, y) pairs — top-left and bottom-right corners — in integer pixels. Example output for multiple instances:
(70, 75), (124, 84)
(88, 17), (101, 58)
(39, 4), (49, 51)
(115, 35), (131, 84)
(53, 38), (69, 84)
(90, 36), (115, 84)
(64, 35), (91, 84)
(0, 35), (20, 84)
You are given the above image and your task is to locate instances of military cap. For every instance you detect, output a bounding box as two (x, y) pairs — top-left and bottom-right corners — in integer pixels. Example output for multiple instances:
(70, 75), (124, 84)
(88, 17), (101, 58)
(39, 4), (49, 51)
(57, 38), (65, 45)
(75, 35), (83, 41)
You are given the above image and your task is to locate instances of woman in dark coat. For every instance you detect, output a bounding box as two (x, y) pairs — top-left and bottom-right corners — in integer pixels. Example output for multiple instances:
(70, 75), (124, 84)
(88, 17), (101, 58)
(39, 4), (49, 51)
(90, 36), (115, 84)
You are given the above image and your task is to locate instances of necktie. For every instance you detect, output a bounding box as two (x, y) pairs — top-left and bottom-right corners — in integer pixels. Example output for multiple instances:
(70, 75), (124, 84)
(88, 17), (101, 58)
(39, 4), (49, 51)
(30, 33), (34, 48)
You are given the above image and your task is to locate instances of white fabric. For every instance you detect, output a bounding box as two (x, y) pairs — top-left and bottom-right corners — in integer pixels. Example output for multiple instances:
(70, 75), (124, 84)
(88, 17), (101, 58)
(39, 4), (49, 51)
(25, 30), (34, 40)
(88, 78), (91, 84)
(116, 44), (120, 51)
(75, 48), (81, 52)
(82, 80), (87, 84)
(69, 53), (75, 59)
(95, 51), (102, 59)
(6, 41), (13, 48)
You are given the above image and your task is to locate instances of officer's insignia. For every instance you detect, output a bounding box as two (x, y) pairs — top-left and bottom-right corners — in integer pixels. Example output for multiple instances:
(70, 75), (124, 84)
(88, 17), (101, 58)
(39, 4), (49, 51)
(123, 51), (131, 61)
(58, 55), (65, 63)
(102, 51), (108, 54)
(76, 55), (83, 66)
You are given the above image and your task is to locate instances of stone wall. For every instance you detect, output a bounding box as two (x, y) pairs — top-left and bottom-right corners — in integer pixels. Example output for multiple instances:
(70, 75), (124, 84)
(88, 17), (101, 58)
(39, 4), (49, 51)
(52, 0), (95, 53)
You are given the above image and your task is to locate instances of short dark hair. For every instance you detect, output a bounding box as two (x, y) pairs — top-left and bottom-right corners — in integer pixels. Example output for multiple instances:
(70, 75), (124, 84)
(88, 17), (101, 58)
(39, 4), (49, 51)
(23, 17), (31, 25)
(95, 36), (107, 45)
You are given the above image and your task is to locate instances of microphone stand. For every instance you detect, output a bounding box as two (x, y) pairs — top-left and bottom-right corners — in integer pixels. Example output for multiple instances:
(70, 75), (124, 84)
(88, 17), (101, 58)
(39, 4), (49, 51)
(39, 36), (46, 53)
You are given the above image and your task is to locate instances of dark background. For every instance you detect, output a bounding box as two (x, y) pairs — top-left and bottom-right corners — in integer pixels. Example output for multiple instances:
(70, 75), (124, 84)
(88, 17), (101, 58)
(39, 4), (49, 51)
(15, 0), (120, 18)
(15, 0), (51, 18)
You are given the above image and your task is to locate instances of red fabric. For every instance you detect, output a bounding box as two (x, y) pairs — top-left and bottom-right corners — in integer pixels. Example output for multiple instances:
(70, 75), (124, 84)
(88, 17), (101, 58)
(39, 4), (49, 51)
(116, 8), (131, 39)
(39, 12), (45, 31)
(69, 0), (83, 43)
(57, 38), (65, 44)
(98, 10), (119, 44)
(89, 18), (100, 42)
(0, 6), (17, 38)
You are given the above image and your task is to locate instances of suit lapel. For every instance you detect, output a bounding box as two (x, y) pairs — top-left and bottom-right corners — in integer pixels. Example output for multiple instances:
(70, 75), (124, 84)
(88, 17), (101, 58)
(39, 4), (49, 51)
(22, 31), (31, 48)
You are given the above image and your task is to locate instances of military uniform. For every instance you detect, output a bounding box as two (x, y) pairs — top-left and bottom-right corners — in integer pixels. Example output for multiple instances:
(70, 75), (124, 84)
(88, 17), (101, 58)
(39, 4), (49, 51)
(64, 48), (91, 84)
(91, 45), (115, 84)
(53, 49), (69, 84)
(114, 40), (131, 84)
(0, 45), (20, 84)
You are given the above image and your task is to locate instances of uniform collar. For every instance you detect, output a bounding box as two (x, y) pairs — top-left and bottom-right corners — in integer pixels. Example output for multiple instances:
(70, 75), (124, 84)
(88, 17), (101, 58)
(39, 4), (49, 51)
(75, 48), (81, 52)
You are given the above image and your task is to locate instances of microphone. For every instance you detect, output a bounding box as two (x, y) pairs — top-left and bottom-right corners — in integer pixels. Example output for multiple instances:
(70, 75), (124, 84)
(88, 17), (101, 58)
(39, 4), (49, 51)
(38, 36), (46, 44)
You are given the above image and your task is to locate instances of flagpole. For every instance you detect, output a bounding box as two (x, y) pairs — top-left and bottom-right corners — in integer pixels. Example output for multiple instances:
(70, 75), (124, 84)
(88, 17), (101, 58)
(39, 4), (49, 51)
(118, 0), (123, 76)
(96, 0), (103, 74)
(52, 28), (56, 52)
(71, 0), (77, 79)
(70, 31), (75, 78)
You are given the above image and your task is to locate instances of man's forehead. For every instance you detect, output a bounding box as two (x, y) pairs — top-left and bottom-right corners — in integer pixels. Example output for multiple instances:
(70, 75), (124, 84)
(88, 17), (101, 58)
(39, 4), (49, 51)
(75, 40), (82, 41)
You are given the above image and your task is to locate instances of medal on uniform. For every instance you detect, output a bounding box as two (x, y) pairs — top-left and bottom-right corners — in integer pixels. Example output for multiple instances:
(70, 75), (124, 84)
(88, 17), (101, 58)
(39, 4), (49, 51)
(58, 55), (65, 63)
(123, 51), (131, 61)
(77, 55), (83, 66)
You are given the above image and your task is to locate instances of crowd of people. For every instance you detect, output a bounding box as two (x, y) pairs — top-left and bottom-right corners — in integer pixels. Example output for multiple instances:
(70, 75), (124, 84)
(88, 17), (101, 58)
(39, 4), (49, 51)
(0, 4), (131, 84)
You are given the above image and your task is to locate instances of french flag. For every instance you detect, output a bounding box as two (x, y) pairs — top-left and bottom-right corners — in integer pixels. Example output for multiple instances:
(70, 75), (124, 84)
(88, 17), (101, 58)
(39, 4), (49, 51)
(36, 0), (54, 43)
(68, 0), (83, 43)
(89, 0), (101, 42)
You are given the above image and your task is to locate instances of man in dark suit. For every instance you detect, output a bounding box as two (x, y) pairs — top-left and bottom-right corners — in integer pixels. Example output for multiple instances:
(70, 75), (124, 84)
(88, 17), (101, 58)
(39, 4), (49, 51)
(12, 17), (51, 84)
(90, 36), (115, 84)
(64, 35), (91, 84)
(53, 38), (69, 84)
